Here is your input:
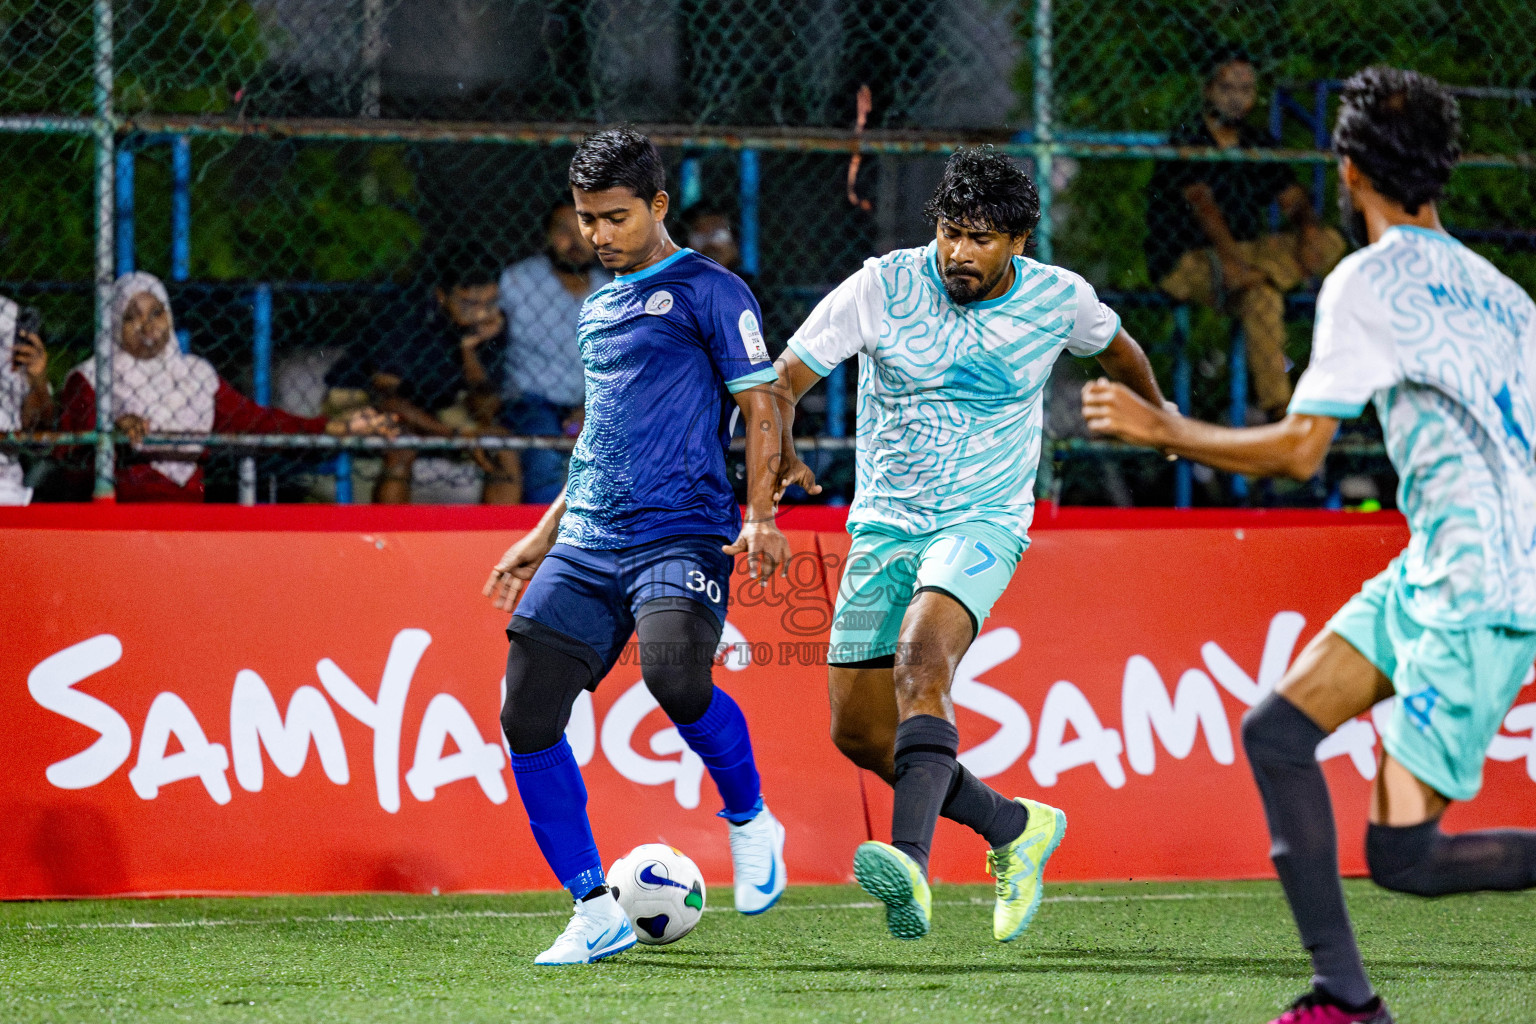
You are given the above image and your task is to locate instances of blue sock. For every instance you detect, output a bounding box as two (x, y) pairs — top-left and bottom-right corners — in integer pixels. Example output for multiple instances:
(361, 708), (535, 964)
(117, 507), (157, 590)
(673, 687), (763, 824)
(509, 738), (606, 899)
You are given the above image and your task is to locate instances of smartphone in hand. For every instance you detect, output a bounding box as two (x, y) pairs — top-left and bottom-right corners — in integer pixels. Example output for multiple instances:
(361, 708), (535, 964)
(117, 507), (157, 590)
(15, 306), (42, 339)
(11, 306), (44, 374)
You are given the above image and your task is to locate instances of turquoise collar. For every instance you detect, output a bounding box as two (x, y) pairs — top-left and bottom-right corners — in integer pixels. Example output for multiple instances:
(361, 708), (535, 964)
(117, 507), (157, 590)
(1387, 224), (1459, 245)
(924, 241), (1026, 310)
(615, 246), (694, 284)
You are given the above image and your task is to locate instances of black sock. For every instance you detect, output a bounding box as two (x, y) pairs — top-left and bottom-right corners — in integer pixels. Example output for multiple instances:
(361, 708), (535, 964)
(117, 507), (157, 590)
(1241, 694), (1374, 1009)
(1368, 819), (1536, 896)
(891, 715), (960, 876)
(941, 765), (1029, 849)
(578, 884), (609, 902)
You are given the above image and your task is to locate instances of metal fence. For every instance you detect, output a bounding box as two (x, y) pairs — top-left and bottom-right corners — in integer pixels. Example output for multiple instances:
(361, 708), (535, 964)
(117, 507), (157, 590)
(2, 0), (1532, 507)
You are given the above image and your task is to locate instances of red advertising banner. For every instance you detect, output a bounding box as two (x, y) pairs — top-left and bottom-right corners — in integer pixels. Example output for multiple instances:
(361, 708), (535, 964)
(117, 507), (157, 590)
(3, 506), (1534, 899)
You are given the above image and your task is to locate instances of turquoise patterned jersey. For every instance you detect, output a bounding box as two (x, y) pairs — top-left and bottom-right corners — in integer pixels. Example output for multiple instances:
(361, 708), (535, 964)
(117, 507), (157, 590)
(1291, 226), (1536, 629)
(787, 242), (1120, 540)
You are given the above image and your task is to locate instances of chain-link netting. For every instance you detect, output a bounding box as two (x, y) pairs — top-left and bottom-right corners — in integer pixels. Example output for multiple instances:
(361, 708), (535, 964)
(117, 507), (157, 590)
(2, 0), (1532, 507)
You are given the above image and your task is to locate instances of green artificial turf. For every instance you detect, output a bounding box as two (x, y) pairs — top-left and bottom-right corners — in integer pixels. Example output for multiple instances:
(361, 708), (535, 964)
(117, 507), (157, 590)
(2, 881), (1532, 1023)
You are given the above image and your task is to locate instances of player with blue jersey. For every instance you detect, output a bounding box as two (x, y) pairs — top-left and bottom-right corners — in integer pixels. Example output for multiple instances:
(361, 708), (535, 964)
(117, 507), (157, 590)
(483, 128), (789, 965)
(772, 148), (1168, 942)
(1084, 69), (1536, 1024)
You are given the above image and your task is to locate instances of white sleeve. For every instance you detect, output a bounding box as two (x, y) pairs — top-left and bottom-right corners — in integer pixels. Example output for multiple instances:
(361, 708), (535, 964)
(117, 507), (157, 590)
(785, 260), (882, 377)
(1064, 273), (1121, 357)
(1289, 261), (1400, 419)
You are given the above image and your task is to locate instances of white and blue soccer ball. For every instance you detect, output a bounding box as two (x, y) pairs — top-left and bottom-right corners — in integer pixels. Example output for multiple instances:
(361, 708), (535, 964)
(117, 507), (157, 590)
(606, 844), (706, 945)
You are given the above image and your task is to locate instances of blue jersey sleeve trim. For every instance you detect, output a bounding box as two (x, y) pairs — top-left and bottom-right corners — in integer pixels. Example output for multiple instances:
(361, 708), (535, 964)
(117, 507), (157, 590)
(786, 337), (833, 378)
(725, 366), (780, 394)
(1289, 397), (1365, 419)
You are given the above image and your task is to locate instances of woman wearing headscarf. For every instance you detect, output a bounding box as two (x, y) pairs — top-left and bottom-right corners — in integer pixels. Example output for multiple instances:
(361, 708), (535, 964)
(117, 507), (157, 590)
(59, 272), (388, 502)
(0, 295), (56, 505)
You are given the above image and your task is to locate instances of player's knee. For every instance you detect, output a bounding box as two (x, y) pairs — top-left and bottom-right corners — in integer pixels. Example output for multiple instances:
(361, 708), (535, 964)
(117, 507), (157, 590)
(829, 714), (890, 772)
(642, 661), (715, 726)
(1366, 822), (1444, 896)
(1240, 694), (1311, 765)
(892, 660), (950, 709)
(1239, 284), (1283, 316)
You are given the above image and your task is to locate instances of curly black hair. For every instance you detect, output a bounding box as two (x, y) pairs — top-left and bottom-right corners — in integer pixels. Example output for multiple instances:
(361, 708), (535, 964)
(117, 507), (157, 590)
(432, 240), (503, 290)
(923, 146), (1040, 238)
(1333, 67), (1461, 215)
(568, 126), (666, 202)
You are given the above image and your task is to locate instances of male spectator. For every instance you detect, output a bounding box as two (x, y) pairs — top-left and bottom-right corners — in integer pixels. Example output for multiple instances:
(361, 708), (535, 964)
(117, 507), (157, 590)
(681, 204), (743, 274)
(1146, 51), (1346, 420)
(327, 245), (521, 504)
(0, 296), (55, 505)
(497, 200), (609, 502)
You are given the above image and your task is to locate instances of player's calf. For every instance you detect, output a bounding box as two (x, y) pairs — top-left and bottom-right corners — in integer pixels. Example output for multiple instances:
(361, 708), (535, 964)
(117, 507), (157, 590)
(1366, 820), (1536, 897)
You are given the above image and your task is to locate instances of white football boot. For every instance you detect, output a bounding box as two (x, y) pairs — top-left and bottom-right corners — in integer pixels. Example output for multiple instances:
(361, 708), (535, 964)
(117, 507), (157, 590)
(534, 890), (637, 965)
(727, 802), (787, 915)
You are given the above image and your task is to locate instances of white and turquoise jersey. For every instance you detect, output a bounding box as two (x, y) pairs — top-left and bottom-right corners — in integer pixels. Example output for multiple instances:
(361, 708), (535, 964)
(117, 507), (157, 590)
(1291, 225), (1536, 630)
(786, 242), (1120, 540)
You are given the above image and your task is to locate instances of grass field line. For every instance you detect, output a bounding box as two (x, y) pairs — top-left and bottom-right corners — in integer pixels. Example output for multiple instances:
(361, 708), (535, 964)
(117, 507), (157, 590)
(13, 889), (1283, 932)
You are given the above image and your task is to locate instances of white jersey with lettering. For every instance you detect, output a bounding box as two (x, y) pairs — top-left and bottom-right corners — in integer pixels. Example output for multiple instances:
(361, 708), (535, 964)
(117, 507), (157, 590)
(1291, 225), (1536, 629)
(786, 242), (1119, 540)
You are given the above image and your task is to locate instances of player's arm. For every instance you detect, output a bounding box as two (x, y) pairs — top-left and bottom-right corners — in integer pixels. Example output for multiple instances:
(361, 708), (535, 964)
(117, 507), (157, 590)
(769, 263), (879, 501)
(1092, 328), (1165, 408)
(769, 349), (826, 502)
(1081, 379), (1336, 480)
(483, 487), (566, 611)
(723, 385), (792, 581)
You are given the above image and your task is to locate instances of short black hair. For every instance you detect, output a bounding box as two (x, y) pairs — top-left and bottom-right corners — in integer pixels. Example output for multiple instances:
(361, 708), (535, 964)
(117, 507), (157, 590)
(544, 199), (575, 231)
(568, 126), (666, 202)
(923, 146), (1040, 238)
(433, 242), (503, 291)
(1204, 45), (1255, 82)
(1333, 66), (1461, 215)
(681, 203), (731, 230)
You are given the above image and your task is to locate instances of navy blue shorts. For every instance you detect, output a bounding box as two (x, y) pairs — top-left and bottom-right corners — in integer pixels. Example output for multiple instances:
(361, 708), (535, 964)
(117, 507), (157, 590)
(508, 534), (733, 687)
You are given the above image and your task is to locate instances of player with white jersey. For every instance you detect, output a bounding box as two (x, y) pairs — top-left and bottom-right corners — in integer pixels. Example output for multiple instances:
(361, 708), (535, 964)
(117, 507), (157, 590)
(773, 147), (1168, 942)
(1083, 68), (1536, 1024)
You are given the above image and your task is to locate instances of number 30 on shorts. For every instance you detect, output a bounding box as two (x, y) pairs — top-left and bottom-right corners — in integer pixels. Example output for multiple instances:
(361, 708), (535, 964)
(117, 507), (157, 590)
(686, 569), (723, 604)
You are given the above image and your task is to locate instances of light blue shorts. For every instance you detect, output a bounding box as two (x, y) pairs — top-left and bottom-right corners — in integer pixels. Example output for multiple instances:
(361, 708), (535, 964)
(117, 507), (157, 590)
(1328, 564), (1536, 802)
(828, 521), (1025, 665)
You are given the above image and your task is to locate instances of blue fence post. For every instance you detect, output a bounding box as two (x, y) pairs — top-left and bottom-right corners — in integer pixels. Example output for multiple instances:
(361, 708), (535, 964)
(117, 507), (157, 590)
(171, 135), (192, 352)
(738, 148), (760, 277)
(1173, 305), (1192, 509)
(114, 146), (134, 275)
(1230, 327), (1249, 502)
(334, 453), (354, 504)
(680, 155), (702, 211)
(239, 283), (273, 506)
(827, 364), (847, 439)
(1312, 80), (1330, 215)
(252, 284), (273, 404)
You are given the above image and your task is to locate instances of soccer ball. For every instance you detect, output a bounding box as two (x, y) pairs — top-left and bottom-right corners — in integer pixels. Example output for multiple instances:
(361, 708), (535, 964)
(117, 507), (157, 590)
(606, 844), (706, 945)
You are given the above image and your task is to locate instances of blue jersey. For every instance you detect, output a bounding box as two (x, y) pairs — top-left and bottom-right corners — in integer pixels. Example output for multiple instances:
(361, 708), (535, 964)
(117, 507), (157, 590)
(559, 248), (778, 549)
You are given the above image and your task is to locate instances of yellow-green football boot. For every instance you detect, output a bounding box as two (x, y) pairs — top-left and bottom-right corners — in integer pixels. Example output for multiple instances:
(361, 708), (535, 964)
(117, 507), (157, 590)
(852, 841), (931, 939)
(985, 797), (1067, 941)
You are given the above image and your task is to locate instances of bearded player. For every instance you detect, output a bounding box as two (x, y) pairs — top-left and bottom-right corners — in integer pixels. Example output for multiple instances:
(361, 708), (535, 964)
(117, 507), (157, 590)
(1084, 68), (1536, 1024)
(484, 128), (789, 965)
(772, 147), (1167, 941)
